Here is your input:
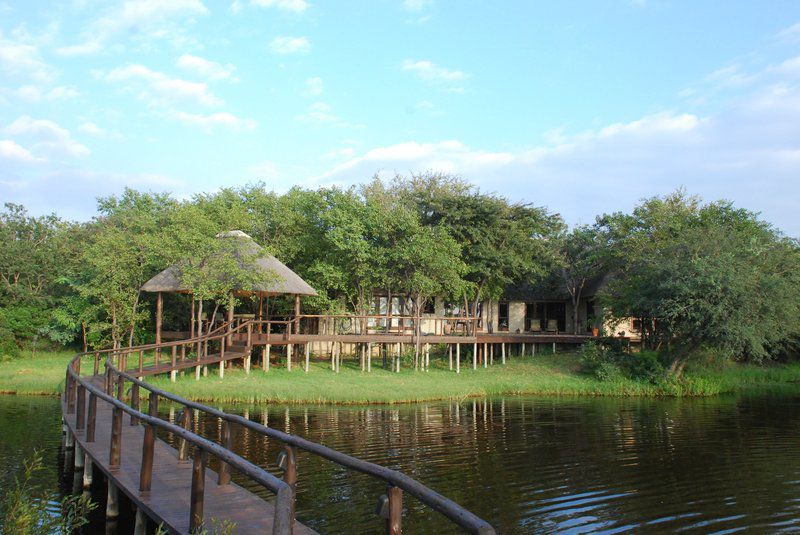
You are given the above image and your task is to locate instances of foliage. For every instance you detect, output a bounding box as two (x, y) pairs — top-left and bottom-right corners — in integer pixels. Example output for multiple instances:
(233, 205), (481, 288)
(0, 326), (19, 360)
(0, 450), (96, 534)
(580, 341), (665, 383)
(558, 226), (607, 333)
(598, 191), (800, 373)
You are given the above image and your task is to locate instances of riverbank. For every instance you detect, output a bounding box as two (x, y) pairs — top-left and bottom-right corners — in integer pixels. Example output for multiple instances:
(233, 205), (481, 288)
(4, 349), (800, 403)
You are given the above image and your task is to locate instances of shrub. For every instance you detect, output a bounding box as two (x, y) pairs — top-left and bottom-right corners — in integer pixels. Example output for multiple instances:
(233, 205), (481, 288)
(0, 326), (20, 360)
(580, 341), (621, 381)
(0, 450), (96, 534)
(621, 350), (664, 384)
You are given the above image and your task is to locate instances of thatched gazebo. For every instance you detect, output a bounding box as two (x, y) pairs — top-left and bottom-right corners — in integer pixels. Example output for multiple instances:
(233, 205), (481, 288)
(141, 230), (317, 344)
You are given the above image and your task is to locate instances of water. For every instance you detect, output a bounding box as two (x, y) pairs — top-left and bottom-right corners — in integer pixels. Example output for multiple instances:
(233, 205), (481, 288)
(1, 392), (800, 534)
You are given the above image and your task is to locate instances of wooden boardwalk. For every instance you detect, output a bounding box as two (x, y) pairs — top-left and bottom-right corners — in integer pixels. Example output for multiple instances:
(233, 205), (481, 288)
(63, 376), (316, 534)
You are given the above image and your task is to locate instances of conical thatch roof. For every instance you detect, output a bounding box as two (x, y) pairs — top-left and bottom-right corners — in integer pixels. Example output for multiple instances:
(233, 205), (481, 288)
(141, 230), (317, 296)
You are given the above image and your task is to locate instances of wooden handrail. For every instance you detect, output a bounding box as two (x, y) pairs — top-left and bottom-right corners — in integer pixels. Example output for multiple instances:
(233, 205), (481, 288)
(65, 318), (496, 534)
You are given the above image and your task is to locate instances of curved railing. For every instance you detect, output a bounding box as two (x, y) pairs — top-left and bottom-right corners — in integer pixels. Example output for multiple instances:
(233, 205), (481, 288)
(63, 321), (496, 534)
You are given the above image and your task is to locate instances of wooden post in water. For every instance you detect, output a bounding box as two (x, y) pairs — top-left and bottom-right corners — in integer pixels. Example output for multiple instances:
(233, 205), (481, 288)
(178, 407), (192, 461)
(386, 485), (403, 535)
(218, 420), (232, 485)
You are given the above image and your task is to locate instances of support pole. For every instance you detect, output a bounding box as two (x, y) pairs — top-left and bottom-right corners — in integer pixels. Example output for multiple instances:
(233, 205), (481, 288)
(456, 343), (461, 374)
(367, 342), (372, 372)
(265, 344), (271, 372)
(448, 344), (453, 371)
(106, 481), (119, 518)
(305, 343), (310, 373)
(82, 455), (92, 488)
(134, 508), (147, 535)
(502, 342), (506, 364)
(155, 291), (163, 357)
(473, 342), (478, 370)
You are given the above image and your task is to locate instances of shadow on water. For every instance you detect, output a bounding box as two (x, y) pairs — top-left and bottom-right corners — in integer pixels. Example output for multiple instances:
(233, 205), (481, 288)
(1, 390), (800, 534)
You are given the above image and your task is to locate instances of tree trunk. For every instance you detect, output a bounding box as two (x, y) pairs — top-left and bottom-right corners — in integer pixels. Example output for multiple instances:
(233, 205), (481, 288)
(127, 291), (141, 348)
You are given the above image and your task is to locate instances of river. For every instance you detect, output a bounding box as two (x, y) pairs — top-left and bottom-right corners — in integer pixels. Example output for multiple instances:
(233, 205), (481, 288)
(1, 391), (799, 533)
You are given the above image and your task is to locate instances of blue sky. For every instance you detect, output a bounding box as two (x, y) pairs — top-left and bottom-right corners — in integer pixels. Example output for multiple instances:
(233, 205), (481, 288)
(2, 1), (800, 235)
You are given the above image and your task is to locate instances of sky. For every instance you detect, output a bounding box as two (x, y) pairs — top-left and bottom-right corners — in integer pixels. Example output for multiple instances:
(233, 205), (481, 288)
(1, 1), (800, 235)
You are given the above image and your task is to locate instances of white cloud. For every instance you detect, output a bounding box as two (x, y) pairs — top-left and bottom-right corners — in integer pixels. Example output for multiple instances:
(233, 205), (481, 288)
(250, 0), (308, 12)
(705, 63), (758, 87)
(304, 76), (323, 96)
(0, 36), (55, 82)
(315, 79), (800, 236)
(402, 59), (467, 91)
(0, 139), (39, 163)
(106, 64), (222, 106)
(1, 85), (79, 102)
(56, 41), (103, 56)
(402, 0), (432, 11)
(57, 0), (209, 55)
(177, 54), (238, 81)
(78, 122), (106, 137)
(247, 160), (280, 179)
(5, 116), (90, 158)
(776, 22), (800, 43)
(269, 36), (311, 55)
(167, 110), (257, 130)
(296, 101), (364, 128)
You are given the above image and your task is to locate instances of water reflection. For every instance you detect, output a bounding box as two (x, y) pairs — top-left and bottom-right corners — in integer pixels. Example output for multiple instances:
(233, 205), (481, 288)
(1, 393), (800, 534)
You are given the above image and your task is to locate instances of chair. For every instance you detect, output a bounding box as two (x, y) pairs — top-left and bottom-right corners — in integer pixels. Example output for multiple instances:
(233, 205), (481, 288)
(546, 319), (558, 333)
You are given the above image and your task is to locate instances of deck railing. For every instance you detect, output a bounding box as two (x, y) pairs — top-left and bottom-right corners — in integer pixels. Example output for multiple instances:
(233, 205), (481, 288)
(64, 320), (496, 535)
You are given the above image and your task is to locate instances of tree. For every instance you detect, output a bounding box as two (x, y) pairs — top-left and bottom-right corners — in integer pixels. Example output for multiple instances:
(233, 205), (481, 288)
(598, 191), (800, 375)
(558, 226), (607, 334)
(389, 173), (563, 327)
(78, 189), (177, 348)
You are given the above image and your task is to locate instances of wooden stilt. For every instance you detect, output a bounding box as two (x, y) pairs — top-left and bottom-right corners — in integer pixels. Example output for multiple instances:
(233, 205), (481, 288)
(265, 344), (271, 372)
(473, 342), (477, 370)
(287, 343), (292, 372)
(448, 344), (453, 371)
(456, 343), (461, 374)
(367, 342), (372, 372)
(552, 342), (556, 354)
(501, 342), (506, 364)
(107, 481), (119, 518)
(522, 342), (526, 357)
(305, 343), (310, 373)
(484, 343), (488, 368)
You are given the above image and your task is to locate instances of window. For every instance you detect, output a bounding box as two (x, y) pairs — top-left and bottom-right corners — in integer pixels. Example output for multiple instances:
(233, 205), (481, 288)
(498, 302), (509, 331)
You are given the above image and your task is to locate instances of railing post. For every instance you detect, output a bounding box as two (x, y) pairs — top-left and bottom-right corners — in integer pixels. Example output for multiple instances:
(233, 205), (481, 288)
(109, 375), (124, 469)
(218, 420), (232, 485)
(190, 448), (206, 533)
(383, 485), (402, 535)
(66, 370), (76, 414)
(130, 383), (139, 425)
(139, 350), (144, 374)
(86, 392), (97, 442)
(76, 384), (86, 430)
(140, 391), (157, 492)
(277, 445), (297, 532)
(94, 352), (100, 375)
(178, 406), (192, 461)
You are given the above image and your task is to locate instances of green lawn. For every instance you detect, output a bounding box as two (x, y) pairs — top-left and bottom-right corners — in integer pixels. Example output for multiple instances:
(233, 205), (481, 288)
(2, 349), (800, 403)
(0, 350), (74, 395)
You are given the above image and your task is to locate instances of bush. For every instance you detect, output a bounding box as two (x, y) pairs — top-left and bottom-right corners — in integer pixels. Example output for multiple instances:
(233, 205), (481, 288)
(0, 450), (96, 534)
(0, 326), (20, 360)
(621, 350), (664, 384)
(581, 342), (665, 383)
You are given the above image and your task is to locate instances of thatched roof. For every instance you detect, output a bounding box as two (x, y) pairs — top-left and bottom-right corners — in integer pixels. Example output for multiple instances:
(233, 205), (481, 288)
(141, 230), (318, 296)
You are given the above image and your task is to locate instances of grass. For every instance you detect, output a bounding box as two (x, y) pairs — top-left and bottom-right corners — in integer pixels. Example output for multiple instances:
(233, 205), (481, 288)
(2, 348), (799, 403)
(0, 350), (74, 396)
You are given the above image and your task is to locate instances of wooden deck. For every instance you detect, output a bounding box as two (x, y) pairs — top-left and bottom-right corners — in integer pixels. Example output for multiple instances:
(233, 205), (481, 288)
(63, 376), (316, 534)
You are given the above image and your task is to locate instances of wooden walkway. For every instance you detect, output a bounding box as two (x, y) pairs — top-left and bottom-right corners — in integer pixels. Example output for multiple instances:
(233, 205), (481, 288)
(63, 376), (316, 534)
